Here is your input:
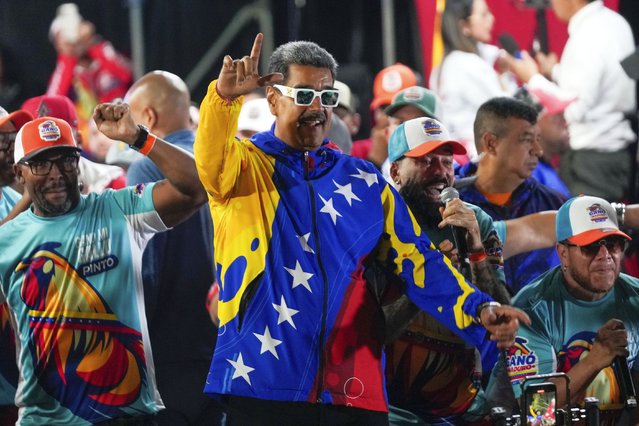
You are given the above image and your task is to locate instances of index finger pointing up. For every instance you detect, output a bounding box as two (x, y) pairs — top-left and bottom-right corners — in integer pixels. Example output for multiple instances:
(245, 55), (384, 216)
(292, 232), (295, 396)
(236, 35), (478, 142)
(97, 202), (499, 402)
(250, 33), (263, 64)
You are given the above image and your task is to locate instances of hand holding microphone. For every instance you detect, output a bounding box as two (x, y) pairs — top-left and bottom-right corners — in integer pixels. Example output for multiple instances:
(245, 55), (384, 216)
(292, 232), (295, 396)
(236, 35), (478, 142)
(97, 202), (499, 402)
(439, 187), (484, 280)
(498, 33), (540, 84)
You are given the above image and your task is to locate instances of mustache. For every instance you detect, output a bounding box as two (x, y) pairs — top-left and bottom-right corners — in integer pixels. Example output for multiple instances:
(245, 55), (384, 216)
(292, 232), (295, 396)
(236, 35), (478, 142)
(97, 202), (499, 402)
(41, 179), (74, 193)
(299, 111), (327, 123)
(424, 177), (450, 187)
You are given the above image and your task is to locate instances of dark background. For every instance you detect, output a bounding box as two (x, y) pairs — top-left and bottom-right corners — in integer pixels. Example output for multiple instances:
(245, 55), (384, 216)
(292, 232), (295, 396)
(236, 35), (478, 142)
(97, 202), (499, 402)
(1, 0), (638, 136)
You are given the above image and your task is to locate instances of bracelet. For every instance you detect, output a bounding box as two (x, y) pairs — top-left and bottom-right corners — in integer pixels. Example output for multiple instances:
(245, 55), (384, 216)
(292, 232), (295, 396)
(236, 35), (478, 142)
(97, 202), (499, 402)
(476, 301), (501, 325)
(611, 202), (626, 227)
(469, 249), (487, 263)
(131, 124), (157, 156)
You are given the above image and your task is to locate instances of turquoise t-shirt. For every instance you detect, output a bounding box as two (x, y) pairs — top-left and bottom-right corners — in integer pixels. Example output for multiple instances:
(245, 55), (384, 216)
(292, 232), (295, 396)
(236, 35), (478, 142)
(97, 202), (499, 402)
(0, 184), (168, 425)
(0, 186), (21, 406)
(0, 186), (20, 218)
(505, 267), (639, 410)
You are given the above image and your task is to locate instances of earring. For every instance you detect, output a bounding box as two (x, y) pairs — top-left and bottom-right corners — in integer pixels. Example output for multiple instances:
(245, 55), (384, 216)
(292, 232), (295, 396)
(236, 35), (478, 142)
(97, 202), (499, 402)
(562, 265), (568, 271)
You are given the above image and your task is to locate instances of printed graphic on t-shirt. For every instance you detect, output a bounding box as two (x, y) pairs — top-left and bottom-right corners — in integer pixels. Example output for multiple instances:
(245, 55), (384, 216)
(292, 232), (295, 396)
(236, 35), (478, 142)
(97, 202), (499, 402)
(18, 241), (146, 421)
(558, 331), (622, 409)
(505, 336), (538, 385)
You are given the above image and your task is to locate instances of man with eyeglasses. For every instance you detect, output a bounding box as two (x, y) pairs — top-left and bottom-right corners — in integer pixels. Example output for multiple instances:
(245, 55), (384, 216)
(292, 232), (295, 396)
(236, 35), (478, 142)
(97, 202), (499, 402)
(194, 33), (530, 425)
(495, 195), (639, 424)
(0, 111), (206, 424)
(0, 106), (31, 426)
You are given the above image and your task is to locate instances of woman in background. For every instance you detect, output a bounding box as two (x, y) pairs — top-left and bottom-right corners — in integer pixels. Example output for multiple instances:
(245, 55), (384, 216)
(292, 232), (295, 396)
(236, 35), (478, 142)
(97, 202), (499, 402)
(429, 0), (517, 161)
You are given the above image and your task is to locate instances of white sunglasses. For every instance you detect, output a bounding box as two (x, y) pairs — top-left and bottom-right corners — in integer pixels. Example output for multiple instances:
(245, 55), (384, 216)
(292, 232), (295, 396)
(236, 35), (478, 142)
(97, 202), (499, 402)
(273, 84), (340, 107)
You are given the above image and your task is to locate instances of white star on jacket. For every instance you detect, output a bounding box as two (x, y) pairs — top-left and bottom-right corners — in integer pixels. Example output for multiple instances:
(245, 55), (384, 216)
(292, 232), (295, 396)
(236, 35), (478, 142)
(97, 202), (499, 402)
(297, 233), (315, 253)
(253, 325), (283, 359)
(333, 180), (361, 206)
(319, 195), (342, 225)
(227, 353), (255, 385)
(350, 168), (378, 187)
(284, 260), (314, 293)
(272, 295), (299, 329)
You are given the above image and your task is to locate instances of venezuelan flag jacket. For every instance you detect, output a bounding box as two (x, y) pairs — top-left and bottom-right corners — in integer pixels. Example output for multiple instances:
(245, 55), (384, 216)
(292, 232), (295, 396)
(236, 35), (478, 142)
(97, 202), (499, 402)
(194, 81), (494, 412)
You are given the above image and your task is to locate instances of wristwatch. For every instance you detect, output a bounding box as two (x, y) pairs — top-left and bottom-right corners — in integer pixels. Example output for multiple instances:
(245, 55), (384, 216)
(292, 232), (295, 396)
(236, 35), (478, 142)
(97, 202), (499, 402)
(132, 124), (149, 151)
(476, 301), (501, 325)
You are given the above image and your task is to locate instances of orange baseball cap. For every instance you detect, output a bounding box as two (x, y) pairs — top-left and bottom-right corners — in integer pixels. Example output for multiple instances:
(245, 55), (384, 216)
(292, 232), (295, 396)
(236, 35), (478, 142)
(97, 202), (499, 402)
(14, 117), (80, 163)
(370, 63), (417, 110)
(0, 107), (33, 131)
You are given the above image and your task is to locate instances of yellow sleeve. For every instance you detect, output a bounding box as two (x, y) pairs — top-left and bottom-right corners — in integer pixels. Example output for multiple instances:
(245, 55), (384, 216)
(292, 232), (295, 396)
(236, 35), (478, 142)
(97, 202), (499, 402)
(193, 79), (244, 201)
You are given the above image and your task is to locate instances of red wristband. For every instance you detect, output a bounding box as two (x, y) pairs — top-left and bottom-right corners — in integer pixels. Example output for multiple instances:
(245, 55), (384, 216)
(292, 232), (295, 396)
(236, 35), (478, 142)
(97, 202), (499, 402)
(138, 133), (157, 156)
(469, 250), (487, 263)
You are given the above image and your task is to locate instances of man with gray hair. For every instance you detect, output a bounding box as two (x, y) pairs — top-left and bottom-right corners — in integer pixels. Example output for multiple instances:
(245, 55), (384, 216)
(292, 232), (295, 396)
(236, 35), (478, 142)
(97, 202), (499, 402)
(194, 34), (529, 424)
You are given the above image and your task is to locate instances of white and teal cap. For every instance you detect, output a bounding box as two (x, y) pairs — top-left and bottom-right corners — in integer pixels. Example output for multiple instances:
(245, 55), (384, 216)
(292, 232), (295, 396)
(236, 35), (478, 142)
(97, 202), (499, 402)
(388, 117), (466, 163)
(556, 195), (630, 245)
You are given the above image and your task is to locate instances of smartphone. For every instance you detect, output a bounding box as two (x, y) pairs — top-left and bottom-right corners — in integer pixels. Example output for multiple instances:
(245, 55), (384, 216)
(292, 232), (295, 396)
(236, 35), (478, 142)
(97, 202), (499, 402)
(523, 382), (557, 426)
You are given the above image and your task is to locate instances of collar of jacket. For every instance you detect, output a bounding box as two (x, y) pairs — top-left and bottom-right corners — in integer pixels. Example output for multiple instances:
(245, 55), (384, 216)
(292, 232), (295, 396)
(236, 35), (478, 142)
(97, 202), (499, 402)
(250, 127), (339, 179)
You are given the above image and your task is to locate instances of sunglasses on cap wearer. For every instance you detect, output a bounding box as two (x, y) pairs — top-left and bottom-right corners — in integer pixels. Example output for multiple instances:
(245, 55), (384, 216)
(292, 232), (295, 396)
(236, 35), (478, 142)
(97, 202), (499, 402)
(560, 236), (628, 257)
(273, 84), (340, 108)
(19, 153), (80, 176)
(0, 132), (16, 153)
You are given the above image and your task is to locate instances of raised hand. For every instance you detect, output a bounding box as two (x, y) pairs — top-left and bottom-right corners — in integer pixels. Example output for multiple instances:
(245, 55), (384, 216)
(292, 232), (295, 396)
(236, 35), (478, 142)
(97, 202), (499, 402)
(92, 102), (139, 145)
(216, 33), (283, 99)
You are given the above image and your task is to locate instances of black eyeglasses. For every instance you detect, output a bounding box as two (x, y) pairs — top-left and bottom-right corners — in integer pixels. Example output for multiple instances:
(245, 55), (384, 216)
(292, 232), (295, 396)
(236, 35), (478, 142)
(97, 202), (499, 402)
(273, 84), (340, 107)
(0, 132), (16, 153)
(20, 154), (80, 176)
(561, 237), (628, 257)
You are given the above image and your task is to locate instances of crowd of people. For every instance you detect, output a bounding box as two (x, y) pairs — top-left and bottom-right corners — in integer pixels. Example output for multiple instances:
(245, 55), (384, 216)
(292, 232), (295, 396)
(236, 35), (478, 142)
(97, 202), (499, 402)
(0, 0), (638, 425)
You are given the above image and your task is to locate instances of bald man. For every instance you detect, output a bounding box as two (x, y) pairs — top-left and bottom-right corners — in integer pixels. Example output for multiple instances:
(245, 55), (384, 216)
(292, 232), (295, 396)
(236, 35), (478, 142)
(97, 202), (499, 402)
(125, 71), (221, 425)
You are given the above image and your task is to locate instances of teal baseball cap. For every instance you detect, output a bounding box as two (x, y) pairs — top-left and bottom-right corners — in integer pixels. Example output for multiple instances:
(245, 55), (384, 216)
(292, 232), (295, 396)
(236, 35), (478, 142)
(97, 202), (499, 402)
(388, 117), (466, 163)
(385, 86), (441, 119)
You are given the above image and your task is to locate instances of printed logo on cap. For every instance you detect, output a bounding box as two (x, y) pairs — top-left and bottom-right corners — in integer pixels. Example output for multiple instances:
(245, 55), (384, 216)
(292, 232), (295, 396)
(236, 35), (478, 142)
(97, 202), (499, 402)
(403, 87), (424, 102)
(422, 119), (443, 136)
(586, 203), (608, 223)
(381, 71), (402, 93)
(38, 120), (62, 142)
(37, 101), (51, 118)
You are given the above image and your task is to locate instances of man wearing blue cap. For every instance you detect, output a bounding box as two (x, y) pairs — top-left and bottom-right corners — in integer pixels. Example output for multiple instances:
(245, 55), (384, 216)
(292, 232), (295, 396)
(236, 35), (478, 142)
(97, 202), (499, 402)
(498, 195), (639, 424)
(382, 116), (510, 425)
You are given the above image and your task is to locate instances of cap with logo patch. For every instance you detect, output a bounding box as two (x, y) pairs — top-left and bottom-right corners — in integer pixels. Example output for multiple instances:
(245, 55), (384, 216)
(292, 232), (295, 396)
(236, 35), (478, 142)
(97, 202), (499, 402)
(14, 116), (80, 163)
(388, 117), (466, 163)
(370, 63), (417, 110)
(556, 195), (631, 246)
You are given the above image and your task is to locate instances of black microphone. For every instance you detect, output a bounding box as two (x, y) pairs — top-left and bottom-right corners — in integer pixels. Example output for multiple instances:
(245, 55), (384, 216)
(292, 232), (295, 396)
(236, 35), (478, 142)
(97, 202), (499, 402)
(440, 187), (471, 280)
(499, 33), (522, 59)
(612, 355), (637, 408)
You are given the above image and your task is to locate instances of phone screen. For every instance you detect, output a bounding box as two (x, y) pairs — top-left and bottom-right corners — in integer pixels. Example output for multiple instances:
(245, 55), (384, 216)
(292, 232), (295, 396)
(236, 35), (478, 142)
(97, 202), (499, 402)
(524, 383), (556, 426)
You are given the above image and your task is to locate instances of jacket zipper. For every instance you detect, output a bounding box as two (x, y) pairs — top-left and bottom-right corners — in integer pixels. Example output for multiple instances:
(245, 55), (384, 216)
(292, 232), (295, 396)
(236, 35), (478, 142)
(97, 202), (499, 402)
(304, 151), (330, 403)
